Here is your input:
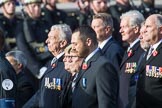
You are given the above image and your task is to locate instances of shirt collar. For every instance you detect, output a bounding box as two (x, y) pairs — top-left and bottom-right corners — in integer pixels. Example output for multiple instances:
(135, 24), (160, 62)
(98, 36), (112, 49)
(127, 38), (140, 51)
(130, 38), (140, 48)
(84, 48), (100, 63)
(51, 52), (64, 64)
(151, 39), (162, 50)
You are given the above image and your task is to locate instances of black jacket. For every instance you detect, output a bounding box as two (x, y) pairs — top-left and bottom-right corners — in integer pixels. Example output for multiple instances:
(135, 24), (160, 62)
(119, 41), (144, 108)
(137, 42), (162, 108)
(72, 49), (119, 108)
(16, 71), (35, 108)
(0, 51), (17, 101)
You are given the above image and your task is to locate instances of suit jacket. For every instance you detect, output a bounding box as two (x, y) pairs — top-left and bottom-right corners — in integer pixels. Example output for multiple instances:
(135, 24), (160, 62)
(39, 56), (70, 108)
(60, 75), (74, 108)
(119, 41), (144, 108)
(23, 89), (40, 108)
(101, 37), (124, 73)
(16, 71), (35, 108)
(23, 56), (70, 108)
(127, 52), (146, 108)
(72, 49), (119, 108)
(137, 42), (162, 108)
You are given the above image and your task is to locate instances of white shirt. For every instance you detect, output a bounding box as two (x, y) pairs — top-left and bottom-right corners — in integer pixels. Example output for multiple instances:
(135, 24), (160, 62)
(51, 52), (64, 64)
(127, 38), (140, 52)
(151, 39), (162, 51)
(98, 36), (112, 49)
(84, 48), (100, 63)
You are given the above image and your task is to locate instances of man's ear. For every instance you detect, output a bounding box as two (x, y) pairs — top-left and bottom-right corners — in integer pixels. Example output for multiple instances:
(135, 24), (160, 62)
(18, 63), (23, 69)
(60, 40), (68, 48)
(86, 38), (92, 46)
(134, 26), (140, 34)
(105, 26), (112, 34)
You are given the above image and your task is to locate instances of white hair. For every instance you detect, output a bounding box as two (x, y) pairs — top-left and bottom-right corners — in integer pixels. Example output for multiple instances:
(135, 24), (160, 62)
(51, 24), (72, 44)
(6, 50), (27, 68)
(120, 10), (145, 28)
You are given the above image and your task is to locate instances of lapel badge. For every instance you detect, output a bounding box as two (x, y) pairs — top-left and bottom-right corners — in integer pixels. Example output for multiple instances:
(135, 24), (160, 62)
(82, 62), (88, 70)
(134, 74), (139, 81)
(51, 63), (56, 68)
(82, 78), (87, 88)
(128, 49), (133, 57)
(2, 79), (14, 91)
(56, 78), (61, 90)
(153, 50), (158, 57)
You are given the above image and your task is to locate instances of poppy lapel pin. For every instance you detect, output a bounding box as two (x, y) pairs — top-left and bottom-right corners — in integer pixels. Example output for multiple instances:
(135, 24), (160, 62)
(128, 49), (133, 57)
(82, 62), (88, 70)
(153, 50), (158, 57)
(51, 63), (56, 68)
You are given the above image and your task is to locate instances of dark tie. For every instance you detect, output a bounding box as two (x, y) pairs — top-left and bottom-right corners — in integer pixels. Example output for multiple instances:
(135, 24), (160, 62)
(71, 73), (78, 92)
(71, 60), (85, 92)
(146, 47), (154, 60)
(59, 75), (73, 107)
(51, 57), (57, 67)
(127, 48), (133, 57)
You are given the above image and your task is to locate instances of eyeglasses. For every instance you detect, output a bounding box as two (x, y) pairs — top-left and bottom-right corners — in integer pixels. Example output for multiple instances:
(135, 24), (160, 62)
(64, 56), (79, 59)
(63, 55), (80, 62)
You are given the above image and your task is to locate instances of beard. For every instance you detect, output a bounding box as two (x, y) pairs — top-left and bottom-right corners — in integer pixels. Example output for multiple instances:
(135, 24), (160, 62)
(79, 46), (89, 58)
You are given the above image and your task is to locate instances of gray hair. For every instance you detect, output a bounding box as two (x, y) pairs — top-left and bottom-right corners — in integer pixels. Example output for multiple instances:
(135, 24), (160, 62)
(120, 10), (145, 28)
(50, 24), (72, 44)
(5, 50), (27, 68)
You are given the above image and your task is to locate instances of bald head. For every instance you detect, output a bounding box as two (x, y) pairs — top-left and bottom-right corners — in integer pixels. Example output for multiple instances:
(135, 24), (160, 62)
(144, 14), (162, 45)
(149, 14), (162, 27)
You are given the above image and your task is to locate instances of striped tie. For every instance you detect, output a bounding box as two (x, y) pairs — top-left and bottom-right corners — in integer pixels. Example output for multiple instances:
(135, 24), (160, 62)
(71, 73), (78, 92)
(51, 57), (57, 67)
(146, 47), (154, 60)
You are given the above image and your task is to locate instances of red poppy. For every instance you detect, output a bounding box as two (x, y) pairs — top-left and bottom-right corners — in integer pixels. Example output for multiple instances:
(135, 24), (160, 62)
(159, 67), (162, 74)
(82, 63), (88, 70)
(52, 63), (56, 68)
(153, 50), (158, 56)
(128, 50), (133, 57)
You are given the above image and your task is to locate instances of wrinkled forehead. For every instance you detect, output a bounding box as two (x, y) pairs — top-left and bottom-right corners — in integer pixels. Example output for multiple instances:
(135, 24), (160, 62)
(48, 29), (60, 37)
